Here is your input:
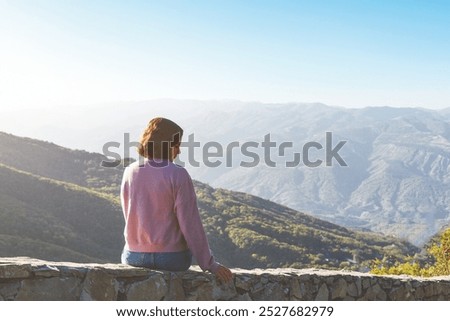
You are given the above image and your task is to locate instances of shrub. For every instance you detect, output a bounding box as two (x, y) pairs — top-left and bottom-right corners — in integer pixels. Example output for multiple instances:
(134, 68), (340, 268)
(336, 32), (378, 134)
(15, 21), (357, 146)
(371, 228), (450, 277)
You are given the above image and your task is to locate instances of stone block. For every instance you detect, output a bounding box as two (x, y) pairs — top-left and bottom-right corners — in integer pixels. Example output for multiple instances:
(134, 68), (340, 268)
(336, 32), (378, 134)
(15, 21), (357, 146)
(0, 281), (21, 300)
(439, 283), (450, 296)
(235, 275), (252, 292)
(80, 269), (118, 301)
(347, 282), (358, 297)
(363, 284), (386, 300)
(0, 264), (31, 279)
(362, 278), (371, 289)
(15, 277), (82, 300)
(126, 273), (168, 301)
(315, 284), (329, 301)
(189, 279), (237, 300)
(414, 285), (424, 298)
(331, 278), (347, 300)
(389, 285), (413, 301)
(326, 276), (335, 285)
(423, 283), (437, 298)
(355, 278), (362, 295)
(289, 278), (302, 300)
(251, 282), (286, 301)
(164, 273), (185, 300)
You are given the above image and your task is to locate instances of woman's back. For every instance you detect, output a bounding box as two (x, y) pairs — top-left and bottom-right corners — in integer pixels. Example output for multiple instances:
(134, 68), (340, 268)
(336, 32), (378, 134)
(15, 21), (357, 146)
(120, 117), (232, 282)
(121, 159), (190, 253)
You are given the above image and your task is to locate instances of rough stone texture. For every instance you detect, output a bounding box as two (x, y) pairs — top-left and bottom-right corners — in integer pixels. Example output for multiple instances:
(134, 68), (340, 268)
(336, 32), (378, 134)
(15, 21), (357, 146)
(1, 257), (450, 301)
(16, 277), (82, 300)
(80, 269), (118, 301)
(0, 263), (31, 279)
(331, 278), (347, 299)
(315, 283), (329, 300)
(126, 272), (167, 301)
(164, 272), (186, 300)
(0, 282), (21, 300)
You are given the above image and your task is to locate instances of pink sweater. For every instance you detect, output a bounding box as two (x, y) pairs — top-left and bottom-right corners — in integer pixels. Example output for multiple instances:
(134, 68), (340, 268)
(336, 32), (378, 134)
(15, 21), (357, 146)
(120, 159), (219, 273)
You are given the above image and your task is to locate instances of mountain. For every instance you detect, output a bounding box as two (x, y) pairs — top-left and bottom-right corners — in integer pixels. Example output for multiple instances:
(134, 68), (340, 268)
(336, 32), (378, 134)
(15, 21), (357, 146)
(2, 100), (449, 246)
(0, 131), (123, 194)
(0, 132), (418, 269)
(181, 103), (450, 246)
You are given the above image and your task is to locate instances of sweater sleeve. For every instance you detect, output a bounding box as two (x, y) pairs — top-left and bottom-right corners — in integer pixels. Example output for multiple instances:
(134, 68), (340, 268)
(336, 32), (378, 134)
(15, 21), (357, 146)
(174, 169), (219, 273)
(120, 167), (129, 218)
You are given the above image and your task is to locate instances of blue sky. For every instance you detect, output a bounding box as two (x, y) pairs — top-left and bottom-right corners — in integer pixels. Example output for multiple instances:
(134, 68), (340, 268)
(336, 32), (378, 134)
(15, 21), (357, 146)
(1, 0), (449, 109)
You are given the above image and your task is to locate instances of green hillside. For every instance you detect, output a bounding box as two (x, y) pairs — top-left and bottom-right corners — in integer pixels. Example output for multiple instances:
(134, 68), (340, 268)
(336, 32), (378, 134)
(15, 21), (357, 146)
(195, 181), (417, 270)
(0, 163), (124, 263)
(0, 131), (123, 194)
(0, 131), (419, 270)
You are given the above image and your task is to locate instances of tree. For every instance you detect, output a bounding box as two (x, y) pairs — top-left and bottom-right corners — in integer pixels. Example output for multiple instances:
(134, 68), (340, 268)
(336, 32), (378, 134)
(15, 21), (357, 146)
(426, 228), (450, 276)
(371, 228), (450, 277)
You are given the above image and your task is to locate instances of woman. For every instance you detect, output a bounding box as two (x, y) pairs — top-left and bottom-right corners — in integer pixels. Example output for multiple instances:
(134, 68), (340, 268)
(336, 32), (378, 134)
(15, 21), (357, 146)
(120, 117), (233, 283)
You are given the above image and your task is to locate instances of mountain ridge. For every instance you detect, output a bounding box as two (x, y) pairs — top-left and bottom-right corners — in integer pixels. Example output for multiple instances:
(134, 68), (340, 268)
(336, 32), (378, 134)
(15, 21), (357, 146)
(2, 101), (450, 245)
(0, 131), (419, 269)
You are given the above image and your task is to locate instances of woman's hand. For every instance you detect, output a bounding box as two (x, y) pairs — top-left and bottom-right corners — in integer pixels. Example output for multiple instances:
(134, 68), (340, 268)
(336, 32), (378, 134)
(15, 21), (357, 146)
(214, 264), (233, 284)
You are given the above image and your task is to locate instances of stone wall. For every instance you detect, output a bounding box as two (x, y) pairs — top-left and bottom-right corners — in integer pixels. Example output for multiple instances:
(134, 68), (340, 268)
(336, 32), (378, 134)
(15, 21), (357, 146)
(1, 257), (450, 301)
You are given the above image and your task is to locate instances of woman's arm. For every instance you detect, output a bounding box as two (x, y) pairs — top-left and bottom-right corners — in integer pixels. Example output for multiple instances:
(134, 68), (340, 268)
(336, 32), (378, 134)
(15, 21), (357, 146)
(174, 169), (220, 273)
(174, 168), (233, 283)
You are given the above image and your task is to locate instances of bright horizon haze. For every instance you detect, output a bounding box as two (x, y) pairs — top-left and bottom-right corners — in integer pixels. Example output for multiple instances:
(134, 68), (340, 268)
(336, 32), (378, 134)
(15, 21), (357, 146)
(1, 0), (449, 110)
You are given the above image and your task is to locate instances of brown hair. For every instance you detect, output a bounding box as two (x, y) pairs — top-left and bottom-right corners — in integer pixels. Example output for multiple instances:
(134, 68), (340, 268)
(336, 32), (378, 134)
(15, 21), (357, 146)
(138, 117), (183, 160)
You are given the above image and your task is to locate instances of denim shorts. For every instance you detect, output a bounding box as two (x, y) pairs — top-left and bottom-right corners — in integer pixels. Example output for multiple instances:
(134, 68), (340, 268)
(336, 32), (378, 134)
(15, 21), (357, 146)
(121, 248), (192, 272)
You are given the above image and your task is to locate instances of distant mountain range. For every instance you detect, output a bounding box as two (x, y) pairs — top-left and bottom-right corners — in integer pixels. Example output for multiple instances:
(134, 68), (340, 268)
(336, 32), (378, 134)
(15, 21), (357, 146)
(181, 103), (450, 246)
(0, 131), (418, 269)
(1, 100), (449, 245)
